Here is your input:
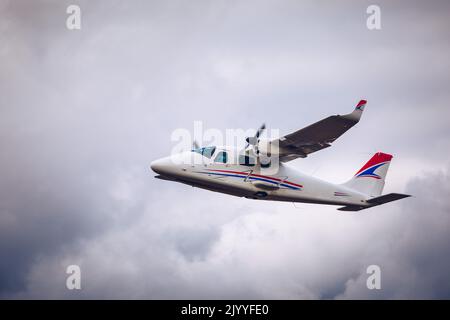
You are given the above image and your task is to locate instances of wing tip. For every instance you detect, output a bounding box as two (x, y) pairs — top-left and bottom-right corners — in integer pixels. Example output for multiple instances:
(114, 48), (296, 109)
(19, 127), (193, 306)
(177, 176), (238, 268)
(342, 99), (366, 121)
(355, 99), (367, 110)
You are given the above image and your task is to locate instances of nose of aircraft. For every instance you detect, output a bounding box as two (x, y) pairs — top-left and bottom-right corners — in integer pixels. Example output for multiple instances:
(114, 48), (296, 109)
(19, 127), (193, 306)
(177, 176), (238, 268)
(150, 157), (172, 175)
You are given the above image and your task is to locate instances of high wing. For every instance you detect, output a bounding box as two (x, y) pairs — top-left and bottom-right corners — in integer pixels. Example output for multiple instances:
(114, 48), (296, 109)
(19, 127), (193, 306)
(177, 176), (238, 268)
(273, 100), (367, 162)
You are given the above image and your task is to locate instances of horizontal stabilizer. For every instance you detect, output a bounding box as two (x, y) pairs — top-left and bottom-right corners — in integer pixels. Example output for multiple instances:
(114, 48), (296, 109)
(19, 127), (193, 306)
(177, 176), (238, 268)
(366, 193), (411, 205)
(338, 193), (411, 211)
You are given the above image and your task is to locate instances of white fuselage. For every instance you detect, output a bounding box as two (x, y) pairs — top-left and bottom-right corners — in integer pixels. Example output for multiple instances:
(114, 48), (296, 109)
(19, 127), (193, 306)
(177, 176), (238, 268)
(151, 146), (371, 208)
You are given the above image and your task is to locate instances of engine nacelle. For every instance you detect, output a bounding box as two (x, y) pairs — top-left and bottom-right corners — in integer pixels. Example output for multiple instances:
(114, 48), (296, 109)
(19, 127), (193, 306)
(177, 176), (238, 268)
(256, 139), (281, 158)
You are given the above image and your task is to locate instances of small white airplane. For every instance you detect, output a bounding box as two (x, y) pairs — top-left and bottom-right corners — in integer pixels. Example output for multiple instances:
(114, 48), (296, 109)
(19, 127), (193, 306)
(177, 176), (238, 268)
(151, 100), (410, 211)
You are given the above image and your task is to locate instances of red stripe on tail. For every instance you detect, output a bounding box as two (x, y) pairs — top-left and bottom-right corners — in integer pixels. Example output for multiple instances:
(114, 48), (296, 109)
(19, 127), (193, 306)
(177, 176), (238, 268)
(355, 152), (393, 176)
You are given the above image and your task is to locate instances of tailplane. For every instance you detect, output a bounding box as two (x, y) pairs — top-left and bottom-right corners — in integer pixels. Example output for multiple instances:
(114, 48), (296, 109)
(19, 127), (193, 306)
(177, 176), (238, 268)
(338, 193), (411, 211)
(342, 152), (393, 197)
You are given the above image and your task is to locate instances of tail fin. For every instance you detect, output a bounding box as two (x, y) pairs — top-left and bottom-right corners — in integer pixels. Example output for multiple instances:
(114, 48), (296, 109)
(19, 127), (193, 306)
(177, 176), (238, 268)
(342, 152), (393, 197)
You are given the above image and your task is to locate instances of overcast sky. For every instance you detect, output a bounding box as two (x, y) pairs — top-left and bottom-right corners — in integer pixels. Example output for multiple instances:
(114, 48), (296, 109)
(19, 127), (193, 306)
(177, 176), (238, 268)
(1, 0), (450, 299)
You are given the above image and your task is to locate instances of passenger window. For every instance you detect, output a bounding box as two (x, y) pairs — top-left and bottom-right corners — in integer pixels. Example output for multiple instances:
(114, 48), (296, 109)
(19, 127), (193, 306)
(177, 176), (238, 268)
(214, 151), (228, 163)
(239, 154), (255, 167)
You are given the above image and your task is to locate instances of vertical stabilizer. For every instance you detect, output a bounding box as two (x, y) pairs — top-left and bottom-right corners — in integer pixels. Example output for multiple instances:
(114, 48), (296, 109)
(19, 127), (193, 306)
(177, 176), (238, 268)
(342, 152), (393, 197)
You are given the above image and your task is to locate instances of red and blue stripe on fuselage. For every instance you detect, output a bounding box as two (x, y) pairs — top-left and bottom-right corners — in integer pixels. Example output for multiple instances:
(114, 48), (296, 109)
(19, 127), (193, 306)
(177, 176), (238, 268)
(198, 169), (303, 190)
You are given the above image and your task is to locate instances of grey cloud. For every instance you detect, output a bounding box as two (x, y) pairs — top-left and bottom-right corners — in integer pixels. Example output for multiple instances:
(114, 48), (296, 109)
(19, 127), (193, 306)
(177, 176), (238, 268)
(11, 167), (450, 299)
(338, 167), (450, 299)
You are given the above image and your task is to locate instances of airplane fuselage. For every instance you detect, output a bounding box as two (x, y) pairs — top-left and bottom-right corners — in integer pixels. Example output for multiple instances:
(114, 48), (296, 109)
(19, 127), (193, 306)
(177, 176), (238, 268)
(151, 146), (370, 208)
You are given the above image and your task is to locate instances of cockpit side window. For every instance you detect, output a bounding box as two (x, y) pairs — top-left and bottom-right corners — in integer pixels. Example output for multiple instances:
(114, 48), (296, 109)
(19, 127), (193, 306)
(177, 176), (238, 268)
(202, 146), (216, 158)
(192, 146), (216, 159)
(214, 151), (228, 163)
(238, 154), (255, 167)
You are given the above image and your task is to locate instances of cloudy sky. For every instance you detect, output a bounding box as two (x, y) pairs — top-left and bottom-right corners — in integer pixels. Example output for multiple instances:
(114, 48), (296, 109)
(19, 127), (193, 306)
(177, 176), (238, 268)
(1, 0), (450, 299)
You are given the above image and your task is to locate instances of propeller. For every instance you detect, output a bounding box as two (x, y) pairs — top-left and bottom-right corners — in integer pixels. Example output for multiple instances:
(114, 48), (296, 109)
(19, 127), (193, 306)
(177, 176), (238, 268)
(244, 123), (270, 168)
(245, 123), (266, 152)
(192, 140), (199, 150)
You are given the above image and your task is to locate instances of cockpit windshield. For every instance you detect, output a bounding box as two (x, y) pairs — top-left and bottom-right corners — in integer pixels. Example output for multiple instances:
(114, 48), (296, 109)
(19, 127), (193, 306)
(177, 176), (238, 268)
(192, 146), (216, 159)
